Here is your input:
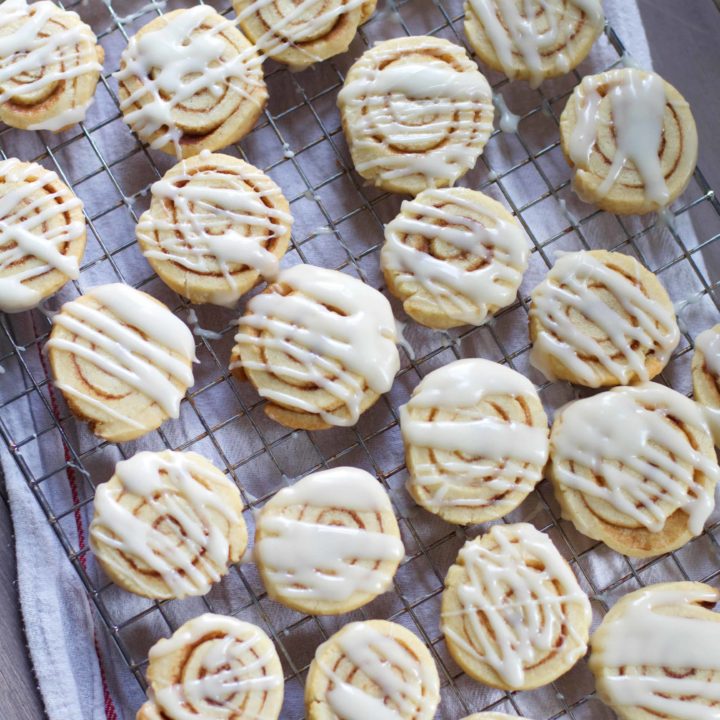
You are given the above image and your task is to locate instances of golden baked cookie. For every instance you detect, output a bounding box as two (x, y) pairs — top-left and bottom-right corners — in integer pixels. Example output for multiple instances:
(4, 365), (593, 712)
(305, 619), (440, 720)
(0, 0), (104, 131)
(136, 152), (292, 307)
(90, 450), (246, 600)
(0, 158), (85, 313)
(400, 359), (549, 525)
(47, 283), (196, 443)
(529, 250), (679, 388)
(590, 582), (720, 720)
(255, 466), (403, 615)
(117, 7), (267, 159)
(233, 0), (377, 71)
(464, 0), (604, 87)
(381, 188), (529, 329)
(143, 613), (284, 720)
(692, 324), (720, 446)
(441, 523), (591, 691)
(560, 68), (698, 215)
(549, 383), (720, 558)
(230, 264), (400, 430)
(338, 36), (494, 195)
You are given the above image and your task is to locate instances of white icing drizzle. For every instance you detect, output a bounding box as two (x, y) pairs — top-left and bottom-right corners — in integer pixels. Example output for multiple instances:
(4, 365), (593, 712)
(552, 383), (719, 534)
(0, 158), (83, 313)
(467, 0), (604, 87)
(0, 0), (101, 121)
(115, 6), (265, 157)
(382, 189), (529, 326)
(320, 622), (439, 720)
(442, 523), (591, 689)
(568, 69), (670, 204)
(255, 467), (403, 603)
(91, 451), (241, 596)
(26, 97), (94, 131)
(149, 614), (282, 716)
(493, 92), (521, 133)
(137, 160), (292, 306)
(400, 359), (548, 510)
(233, 264), (399, 427)
(696, 327), (720, 445)
(530, 251), (679, 386)
(594, 584), (720, 720)
(48, 283), (195, 419)
(338, 45), (493, 187)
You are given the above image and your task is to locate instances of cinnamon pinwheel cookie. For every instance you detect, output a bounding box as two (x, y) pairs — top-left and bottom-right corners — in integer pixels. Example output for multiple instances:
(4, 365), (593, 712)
(90, 450), (246, 600)
(136, 152), (292, 307)
(441, 523), (591, 691)
(117, 7), (267, 158)
(549, 383), (720, 557)
(381, 188), (530, 329)
(338, 36), (494, 195)
(0, 0), (104, 131)
(233, 0), (377, 71)
(529, 250), (679, 388)
(464, 0), (604, 87)
(230, 264), (400, 430)
(0, 158), (85, 313)
(400, 359), (549, 525)
(305, 619), (440, 720)
(692, 324), (720, 445)
(590, 582), (720, 720)
(560, 68), (698, 215)
(141, 614), (284, 720)
(47, 284), (196, 442)
(255, 467), (403, 615)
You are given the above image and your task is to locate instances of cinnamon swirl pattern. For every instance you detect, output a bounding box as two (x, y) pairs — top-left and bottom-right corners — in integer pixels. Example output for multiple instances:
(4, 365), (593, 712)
(560, 68), (698, 215)
(305, 619), (440, 720)
(90, 450), (246, 600)
(464, 0), (604, 88)
(692, 325), (720, 446)
(400, 359), (549, 525)
(116, 7), (267, 159)
(590, 582), (720, 720)
(47, 284), (196, 442)
(0, 0), (103, 132)
(233, 0), (377, 71)
(230, 264), (400, 430)
(142, 614), (284, 720)
(441, 523), (591, 691)
(136, 152), (292, 307)
(338, 36), (494, 195)
(255, 467), (403, 615)
(0, 158), (85, 313)
(549, 383), (720, 557)
(381, 188), (529, 329)
(529, 250), (680, 388)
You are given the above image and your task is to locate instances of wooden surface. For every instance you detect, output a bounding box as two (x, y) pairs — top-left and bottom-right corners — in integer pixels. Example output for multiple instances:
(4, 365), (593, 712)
(0, 2), (719, 719)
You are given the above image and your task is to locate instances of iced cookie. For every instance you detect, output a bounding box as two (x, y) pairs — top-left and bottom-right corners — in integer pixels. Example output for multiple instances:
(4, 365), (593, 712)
(692, 325), (720, 445)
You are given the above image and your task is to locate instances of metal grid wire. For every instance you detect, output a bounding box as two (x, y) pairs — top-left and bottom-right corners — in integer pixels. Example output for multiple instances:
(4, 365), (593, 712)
(1, 0), (720, 718)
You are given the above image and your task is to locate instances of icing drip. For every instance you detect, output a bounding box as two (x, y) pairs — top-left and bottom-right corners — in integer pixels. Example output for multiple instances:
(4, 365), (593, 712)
(0, 159), (83, 313)
(233, 264), (399, 427)
(48, 283), (196, 421)
(568, 69), (670, 204)
(593, 584), (720, 720)
(467, 0), (604, 87)
(493, 92), (521, 133)
(552, 383), (719, 534)
(382, 189), (529, 326)
(442, 523), (590, 688)
(530, 251), (679, 386)
(338, 45), (493, 187)
(255, 467), (403, 603)
(400, 359), (548, 511)
(696, 327), (720, 443)
(91, 452), (241, 597)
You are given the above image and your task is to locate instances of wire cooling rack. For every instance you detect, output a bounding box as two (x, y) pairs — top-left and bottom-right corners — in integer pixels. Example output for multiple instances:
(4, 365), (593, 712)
(2, 1), (720, 718)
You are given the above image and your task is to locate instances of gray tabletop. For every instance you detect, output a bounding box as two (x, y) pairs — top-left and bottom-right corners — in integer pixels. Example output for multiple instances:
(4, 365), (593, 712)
(1, 1), (719, 719)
